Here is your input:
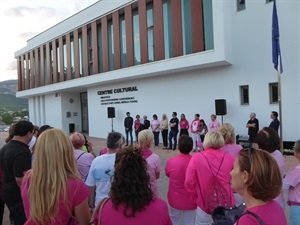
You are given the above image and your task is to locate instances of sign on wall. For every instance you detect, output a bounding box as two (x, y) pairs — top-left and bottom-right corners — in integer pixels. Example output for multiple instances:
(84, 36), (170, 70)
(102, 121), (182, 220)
(97, 86), (139, 105)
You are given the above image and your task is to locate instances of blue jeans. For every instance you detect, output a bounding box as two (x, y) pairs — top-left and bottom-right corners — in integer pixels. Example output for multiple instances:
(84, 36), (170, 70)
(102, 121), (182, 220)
(125, 128), (133, 145)
(153, 132), (160, 147)
(290, 205), (300, 225)
(168, 130), (178, 150)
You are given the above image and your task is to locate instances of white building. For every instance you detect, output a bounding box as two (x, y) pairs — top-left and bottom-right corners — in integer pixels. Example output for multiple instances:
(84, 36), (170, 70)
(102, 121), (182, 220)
(15, 0), (300, 144)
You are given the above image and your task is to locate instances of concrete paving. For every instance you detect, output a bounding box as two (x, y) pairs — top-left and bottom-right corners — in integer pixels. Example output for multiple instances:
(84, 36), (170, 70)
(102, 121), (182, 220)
(0, 132), (296, 224)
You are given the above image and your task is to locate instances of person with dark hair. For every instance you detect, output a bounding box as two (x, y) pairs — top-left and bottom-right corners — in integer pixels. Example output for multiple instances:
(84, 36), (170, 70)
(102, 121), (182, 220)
(246, 112), (259, 143)
(85, 132), (124, 210)
(92, 146), (172, 225)
(231, 148), (287, 224)
(165, 135), (196, 225)
(168, 112), (179, 150)
(124, 112), (133, 146)
(31, 125), (53, 156)
(5, 123), (17, 144)
(28, 125), (39, 150)
(283, 140), (300, 224)
(0, 120), (34, 225)
(179, 114), (189, 137)
(253, 127), (285, 208)
(81, 134), (96, 157)
(269, 111), (280, 132)
(151, 114), (160, 147)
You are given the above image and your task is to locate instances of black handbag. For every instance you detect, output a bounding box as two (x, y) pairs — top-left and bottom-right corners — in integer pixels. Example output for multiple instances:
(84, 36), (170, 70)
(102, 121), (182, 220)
(212, 203), (265, 225)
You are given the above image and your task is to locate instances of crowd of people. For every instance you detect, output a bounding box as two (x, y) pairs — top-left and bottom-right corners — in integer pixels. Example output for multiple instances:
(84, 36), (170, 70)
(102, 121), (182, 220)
(0, 108), (296, 225)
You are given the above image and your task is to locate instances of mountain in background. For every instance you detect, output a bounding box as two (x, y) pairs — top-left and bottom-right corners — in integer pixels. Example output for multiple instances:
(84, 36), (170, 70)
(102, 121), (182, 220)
(0, 80), (28, 112)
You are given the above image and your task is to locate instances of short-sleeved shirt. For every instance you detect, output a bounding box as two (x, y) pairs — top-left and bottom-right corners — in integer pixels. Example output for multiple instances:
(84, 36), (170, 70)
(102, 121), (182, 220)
(74, 149), (94, 181)
(145, 153), (161, 198)
(285, 164), (300, 203)
(0, 140), (31, 206)
(247, 118), (259, 137)
(170, 118), (179, 132)
(85, 153), (116, 207)
(22, 177), (89, 225)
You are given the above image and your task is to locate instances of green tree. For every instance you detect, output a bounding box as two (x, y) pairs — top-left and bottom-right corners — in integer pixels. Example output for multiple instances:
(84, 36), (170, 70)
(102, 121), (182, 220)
(2, 113), (13, 124)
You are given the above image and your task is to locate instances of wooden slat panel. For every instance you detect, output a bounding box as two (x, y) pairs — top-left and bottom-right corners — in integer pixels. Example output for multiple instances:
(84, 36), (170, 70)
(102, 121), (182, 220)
(191, 0), (204, 53)
(40, 46), (45, 86)
(124, 5), (134, 67)
(91, 21), (99, 74)
(153, 0), (165, 61)
(46, 42), (51, 84)
(59, 37), (64, 82)
(52, 40), (58, 83)
(112, 11), (121, 70)
(25, 53), (30, 90)
(73, 29), (80, 78)
(171, 0), (183, 57)
(30, 51), (34, 88)
(138, 0), (148, 64)
(34, 48), (40, 87)
(101, 17), (109, 72)
(66, 33), (72, 80)
(82, 25), (89, 76)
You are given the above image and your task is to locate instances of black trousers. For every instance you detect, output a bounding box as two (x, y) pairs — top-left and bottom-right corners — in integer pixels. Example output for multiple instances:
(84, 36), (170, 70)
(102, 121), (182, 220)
(161, 129), (168, 147)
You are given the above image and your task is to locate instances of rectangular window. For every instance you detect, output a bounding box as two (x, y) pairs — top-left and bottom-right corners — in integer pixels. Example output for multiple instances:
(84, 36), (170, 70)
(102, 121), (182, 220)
(63, 42), (67, 81)
(119, 15), (127, 68)
(240, 85), (249, 105)
(237, 0), (246, 11)
(269, 83), (279, 104)
(132, 9), (141, 65)
(108, 19), (115, 70)
(147, 4), (154, 62)
(44, 47), (48, 84)
(79, 34), (84, 77)
(97, 24), (103, 73)
(163, 0), (173, 58)
(70, 38), (75, 79)
(87, 29), (93, 75)
(181, 0), (192, 55)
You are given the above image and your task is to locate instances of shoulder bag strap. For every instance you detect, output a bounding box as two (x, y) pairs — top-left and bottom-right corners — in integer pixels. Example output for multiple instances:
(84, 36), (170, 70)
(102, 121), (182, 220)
(237, 210), (265, 225)
(202, 152), (225, 177)
(90, 197), (109, 225)
(76, 152), (85, 160)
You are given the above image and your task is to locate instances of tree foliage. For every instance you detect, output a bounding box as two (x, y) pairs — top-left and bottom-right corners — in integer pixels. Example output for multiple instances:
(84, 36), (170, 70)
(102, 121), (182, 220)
(2, 113), (14, 124)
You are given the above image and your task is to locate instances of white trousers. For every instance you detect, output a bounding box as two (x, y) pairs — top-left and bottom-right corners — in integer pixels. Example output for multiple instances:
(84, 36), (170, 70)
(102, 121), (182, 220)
(194, 206), (213, 225)
(192, 133), (201, 150)
(170, 206), (196, 225)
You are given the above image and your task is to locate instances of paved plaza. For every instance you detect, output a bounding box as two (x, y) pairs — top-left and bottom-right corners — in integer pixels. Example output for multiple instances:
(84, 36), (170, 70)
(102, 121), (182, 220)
(0, 132), (296, 224)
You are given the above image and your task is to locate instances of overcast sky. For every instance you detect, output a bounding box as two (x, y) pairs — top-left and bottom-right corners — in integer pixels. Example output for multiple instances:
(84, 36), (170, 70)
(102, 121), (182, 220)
(0, 0), (99, 82)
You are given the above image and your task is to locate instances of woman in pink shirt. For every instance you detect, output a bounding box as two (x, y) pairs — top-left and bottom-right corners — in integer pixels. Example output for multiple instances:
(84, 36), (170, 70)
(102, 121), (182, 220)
(253, 127), (286, 208)
(231, 148), (287, 225)
(134, 114), (141, 142)
(190, 113), (201, 152)
(179, 113), (189, 137)
(209, 114), (220, 132)
(283, 140), (300, 225)
(21, 129), (90, 225)
(138, 129), (160, 197)
(151, 114), (160, 147)
(93, 146), (172, 225)
(185, 131), (235, 225)
(165, 135), (197, 225)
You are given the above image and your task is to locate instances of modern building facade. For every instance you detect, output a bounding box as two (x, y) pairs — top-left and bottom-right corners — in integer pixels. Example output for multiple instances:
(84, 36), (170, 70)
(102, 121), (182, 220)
(15, 0), (300, 142)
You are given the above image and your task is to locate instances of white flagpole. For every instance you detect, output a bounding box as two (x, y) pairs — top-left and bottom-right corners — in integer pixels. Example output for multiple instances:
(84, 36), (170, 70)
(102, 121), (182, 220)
(277, 55), (283, 151)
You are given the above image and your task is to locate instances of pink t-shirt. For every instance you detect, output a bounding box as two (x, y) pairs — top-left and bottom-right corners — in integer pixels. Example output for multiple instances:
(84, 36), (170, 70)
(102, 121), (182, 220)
(185, 149), (235, 211)
(74, 149), (94, 181)
(285, 164), (300, 203)
(235, 200), (287, 225)
(271, 150), (285, 207)
(21, 176), (89, 225)
(94, 198), (172, 225)
(180, 119), (189, 130)
(190, 119), (200, 133)
(134, 119), (140, 131)
(209, 120), (220, 132)
(165, 153), (197, 210)
(143, 148), (160, 197)
(151, 119), (160, 132)
(220, 144), (243, 159)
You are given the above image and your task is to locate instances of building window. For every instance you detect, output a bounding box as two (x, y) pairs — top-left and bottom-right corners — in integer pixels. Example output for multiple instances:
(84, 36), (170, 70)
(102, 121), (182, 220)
(107, 19), (115, 70)
(78, 34), (84, 77)
(237, 0), (246, 11)
(163, 0), (173, 58)
(87, 28), (93, 75)
(63, 42), (67, 81)
(147, 4), (154, 62)
(97, 24), (103, 73)
(240, 85), (249, 105)
(119, 15), (127, 68)
(269, 83), (278, 104)
(70, 38), (75, 79)
(132, 9), (141, 65)
(181, 0), (192, 55)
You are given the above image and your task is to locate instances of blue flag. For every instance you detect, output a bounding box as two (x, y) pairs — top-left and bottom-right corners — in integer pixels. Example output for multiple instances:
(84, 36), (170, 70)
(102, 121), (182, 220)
(272, 0), (283, 73)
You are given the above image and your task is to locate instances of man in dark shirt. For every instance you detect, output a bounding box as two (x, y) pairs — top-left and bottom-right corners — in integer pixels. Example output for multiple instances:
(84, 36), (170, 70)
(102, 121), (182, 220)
(246, 112), (259, 143)
(168, 112), (179, 150)
(124, 112), (133, 146)
(0, 120), (33, 225)
(269, 111), (280, 133)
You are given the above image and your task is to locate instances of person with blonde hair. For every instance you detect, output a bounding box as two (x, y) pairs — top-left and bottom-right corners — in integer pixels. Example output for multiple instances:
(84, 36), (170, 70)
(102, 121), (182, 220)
(185, 131), (235, 225)
(231, 148), (287, 224)
(70, 132), (95, 181)
(21, 129), (90, 225)
(159, 114), (169, 149)
(219, 123), (242, 159)
(138, 129), (160, 197)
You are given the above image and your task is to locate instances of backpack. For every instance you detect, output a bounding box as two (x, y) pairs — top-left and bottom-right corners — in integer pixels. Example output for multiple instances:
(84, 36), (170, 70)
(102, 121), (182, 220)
(200, 153), (232, 214)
